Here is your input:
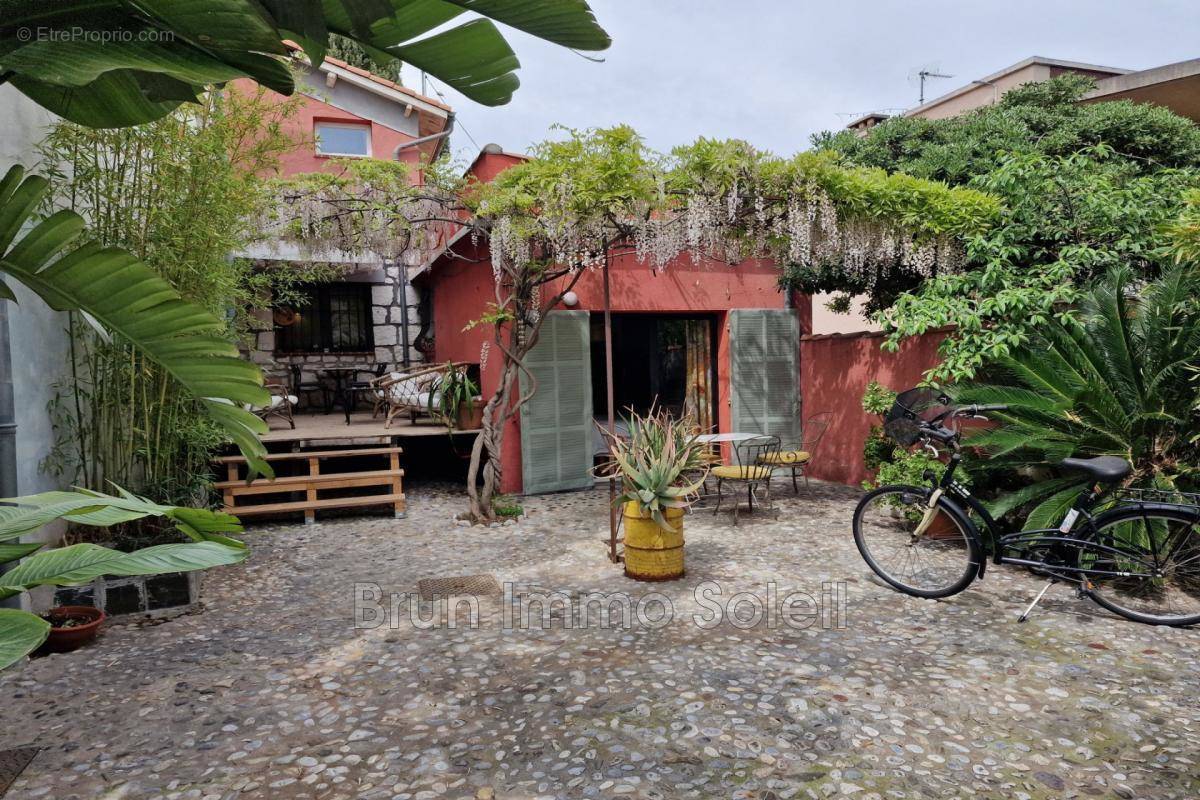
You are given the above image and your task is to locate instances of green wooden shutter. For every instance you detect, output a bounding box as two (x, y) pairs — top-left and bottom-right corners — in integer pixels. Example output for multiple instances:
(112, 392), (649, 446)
(730, 309), (800, 444)
(520, 311), (595, 494)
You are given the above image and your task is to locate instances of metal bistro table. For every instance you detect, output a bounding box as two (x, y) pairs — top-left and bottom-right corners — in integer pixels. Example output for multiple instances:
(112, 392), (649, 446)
(693, 432), (760, 444)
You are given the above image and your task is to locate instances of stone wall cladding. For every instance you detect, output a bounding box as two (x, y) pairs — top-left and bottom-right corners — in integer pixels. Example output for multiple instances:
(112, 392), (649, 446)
(248, 259), (425, 395)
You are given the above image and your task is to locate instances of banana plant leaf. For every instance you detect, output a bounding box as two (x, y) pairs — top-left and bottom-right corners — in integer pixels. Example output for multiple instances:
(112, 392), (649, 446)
(0, 489), (247, 547)
(0, 609), (51, 671)
(0, 166), (271, 475)
(0, 489), (248, 670)
(0, 0), (610, 127)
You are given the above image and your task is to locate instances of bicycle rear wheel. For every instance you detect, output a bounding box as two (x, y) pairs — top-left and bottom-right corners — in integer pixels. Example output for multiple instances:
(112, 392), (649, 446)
(1080, 505), (1200, 626)
(853, 485), (980, 599)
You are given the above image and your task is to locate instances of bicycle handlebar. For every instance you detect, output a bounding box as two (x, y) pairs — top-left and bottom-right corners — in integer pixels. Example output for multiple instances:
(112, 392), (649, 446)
(916, 403), (1009, 447)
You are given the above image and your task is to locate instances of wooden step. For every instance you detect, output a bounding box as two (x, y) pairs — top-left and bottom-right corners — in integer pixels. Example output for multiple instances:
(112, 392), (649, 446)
(224, 493), (406, 516)
(215, 446), (404, 464)
(214, 469), (404, 492)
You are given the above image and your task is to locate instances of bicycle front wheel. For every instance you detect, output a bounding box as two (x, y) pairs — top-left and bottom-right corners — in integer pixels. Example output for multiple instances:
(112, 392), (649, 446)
(1081, 505), (1200, 626)
(853, 485), (980, 599)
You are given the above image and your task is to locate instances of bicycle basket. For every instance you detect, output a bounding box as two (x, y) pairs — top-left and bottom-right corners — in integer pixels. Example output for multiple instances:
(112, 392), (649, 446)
(883, 388), (949, 446)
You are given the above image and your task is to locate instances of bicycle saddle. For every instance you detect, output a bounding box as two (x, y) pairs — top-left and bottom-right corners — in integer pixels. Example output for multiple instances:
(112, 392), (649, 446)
(1058, 456), (1132, 483)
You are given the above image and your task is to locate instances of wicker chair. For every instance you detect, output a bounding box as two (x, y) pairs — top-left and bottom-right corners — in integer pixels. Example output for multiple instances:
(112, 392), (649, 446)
(253, 382), (298, 429)
(712, 435), (780, 525)
(373, 362), (470, 428)
(758, 412), (833, 493)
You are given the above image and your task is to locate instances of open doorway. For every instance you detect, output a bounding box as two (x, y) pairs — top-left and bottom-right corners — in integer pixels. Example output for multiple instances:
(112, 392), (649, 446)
(590, 313), (718, 433)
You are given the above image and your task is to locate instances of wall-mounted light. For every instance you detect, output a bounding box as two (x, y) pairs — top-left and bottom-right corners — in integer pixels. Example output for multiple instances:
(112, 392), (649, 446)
(562, 290), (580, 308)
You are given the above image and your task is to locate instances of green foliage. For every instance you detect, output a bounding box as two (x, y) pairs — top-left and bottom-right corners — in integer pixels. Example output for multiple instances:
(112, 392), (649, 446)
(326, 33), (402, 82)
(0, 1), (611, 126)
(865, 447), (952, 493)
(956, 264), (1200, 527)
(860, 381), (900, 471)
(35, 89), (301, 501)
(0, 160), (273, 483)
(861, 380), (898, 416)
(428, 363), (480, 425)
(0, 488), (247, 669)
(490, 494), (524, 519)
(863, 426), (894, 472)
(819, 76), (1200, 380)
(596, 409), (708, 532)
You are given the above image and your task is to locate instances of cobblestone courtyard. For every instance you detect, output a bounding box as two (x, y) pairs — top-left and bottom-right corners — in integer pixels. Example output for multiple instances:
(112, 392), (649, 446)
(2, 482), (1198, 800)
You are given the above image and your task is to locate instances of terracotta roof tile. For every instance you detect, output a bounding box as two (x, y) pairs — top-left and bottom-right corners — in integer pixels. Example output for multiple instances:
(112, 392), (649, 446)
(284, 42), (452, 112)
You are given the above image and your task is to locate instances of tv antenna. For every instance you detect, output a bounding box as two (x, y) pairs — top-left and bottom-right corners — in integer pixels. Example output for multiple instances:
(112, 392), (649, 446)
(908, 63), (954, 105)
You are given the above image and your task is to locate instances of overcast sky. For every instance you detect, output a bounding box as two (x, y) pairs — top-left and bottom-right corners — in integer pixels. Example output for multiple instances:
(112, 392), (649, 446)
(404, 0), (1199, 163)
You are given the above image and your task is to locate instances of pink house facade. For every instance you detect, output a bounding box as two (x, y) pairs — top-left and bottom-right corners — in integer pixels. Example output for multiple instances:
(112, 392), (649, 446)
(237, 53), (452, 383)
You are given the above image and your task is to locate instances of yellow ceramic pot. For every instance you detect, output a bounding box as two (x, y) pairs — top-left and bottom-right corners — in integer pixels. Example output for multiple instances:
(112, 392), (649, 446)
(623, 502), (685, 581)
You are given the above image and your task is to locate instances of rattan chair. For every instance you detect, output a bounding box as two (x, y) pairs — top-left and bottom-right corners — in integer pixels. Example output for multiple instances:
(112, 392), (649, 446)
(712, 435), (780, 525)
(758, 412), (832, 493)
(372, 361), (471, 427)
(254, 382), (298, 429)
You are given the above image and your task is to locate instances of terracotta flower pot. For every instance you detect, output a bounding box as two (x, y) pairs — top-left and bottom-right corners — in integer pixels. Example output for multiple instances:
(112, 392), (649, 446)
(456, 402), (484, 431)
(42, 606), (105, 653)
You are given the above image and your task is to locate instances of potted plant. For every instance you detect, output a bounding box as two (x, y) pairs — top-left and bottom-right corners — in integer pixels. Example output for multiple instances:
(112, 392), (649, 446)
(597, 409), (708, 581)
(39, 606), (106, 653)
(429, 362), (483, 430)
(0, 489), (249, 670)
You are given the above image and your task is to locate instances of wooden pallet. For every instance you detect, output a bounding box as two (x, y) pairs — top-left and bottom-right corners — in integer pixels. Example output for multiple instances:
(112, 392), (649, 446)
(215, 446), (405, 524)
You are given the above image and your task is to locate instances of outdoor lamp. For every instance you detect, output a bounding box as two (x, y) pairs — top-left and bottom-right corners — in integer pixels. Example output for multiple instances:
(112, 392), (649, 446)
(562, 290), (579, 307)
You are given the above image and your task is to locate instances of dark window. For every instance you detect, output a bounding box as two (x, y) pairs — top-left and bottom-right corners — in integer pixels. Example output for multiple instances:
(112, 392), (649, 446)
(275, 283), (374, 353)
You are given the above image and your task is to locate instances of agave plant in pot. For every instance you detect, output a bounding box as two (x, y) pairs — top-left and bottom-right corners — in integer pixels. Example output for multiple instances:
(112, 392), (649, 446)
(598, 409), (708, 581)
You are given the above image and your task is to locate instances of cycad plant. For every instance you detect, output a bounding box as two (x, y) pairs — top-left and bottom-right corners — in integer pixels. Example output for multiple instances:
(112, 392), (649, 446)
(596, 409), (709, 532)
(957, 264), (1200, 528)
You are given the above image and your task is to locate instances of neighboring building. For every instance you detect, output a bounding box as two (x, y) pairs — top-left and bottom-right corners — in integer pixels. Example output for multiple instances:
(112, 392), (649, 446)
(906, 56), (1128, 121)
(240, 51), (454, 388)
(823, 54), (1200, 335)
(846, 55), (1200, 134)
(415, 147), (812, 495)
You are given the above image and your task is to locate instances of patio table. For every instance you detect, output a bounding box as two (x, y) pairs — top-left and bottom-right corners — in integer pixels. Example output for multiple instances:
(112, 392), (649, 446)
(693, 432), (760, 443)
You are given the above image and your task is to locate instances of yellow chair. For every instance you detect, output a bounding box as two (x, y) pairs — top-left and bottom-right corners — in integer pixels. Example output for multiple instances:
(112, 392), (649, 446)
(713, 435), (780, 525)
(759, 413), (831, 493)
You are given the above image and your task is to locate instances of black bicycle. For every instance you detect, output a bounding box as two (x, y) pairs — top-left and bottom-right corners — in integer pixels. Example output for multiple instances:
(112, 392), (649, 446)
(852, 389), (1200, 626)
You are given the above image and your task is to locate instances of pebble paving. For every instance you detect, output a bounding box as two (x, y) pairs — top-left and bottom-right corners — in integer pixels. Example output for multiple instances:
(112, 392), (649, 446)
(1, 481), (1198, 799)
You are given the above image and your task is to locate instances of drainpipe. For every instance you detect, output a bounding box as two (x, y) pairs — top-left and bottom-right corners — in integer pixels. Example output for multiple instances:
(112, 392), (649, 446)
(397, 262), (411, 368)
(392, 115), (455, 368)
(0, 299), (18, 607)
(391, 113), (456, 162)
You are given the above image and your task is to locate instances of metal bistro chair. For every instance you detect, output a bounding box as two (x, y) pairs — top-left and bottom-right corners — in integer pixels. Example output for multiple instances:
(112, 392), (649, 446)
(758, 412), (833, 494)
(712, 435), (781, 525)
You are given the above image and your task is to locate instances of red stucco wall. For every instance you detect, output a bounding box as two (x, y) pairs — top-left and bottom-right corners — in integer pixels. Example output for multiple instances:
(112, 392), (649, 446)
(420, 237), (808, 494)
(231, 79), (425, 178)
(799, 329), (947, 486)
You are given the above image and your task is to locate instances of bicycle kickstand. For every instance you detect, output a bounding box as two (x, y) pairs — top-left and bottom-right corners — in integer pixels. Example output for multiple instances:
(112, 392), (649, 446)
(1017, 580), (1057, 623)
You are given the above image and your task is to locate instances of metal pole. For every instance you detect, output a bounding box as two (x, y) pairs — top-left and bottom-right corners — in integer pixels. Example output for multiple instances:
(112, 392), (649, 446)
(603, 248), (618, 563)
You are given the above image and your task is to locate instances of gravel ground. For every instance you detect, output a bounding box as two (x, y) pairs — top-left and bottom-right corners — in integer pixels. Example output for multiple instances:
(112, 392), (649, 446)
(1, 481), (1197, 800)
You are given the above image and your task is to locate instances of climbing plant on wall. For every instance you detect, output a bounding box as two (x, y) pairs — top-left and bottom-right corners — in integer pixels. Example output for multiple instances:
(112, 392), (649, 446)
(273, 125), (999, 523)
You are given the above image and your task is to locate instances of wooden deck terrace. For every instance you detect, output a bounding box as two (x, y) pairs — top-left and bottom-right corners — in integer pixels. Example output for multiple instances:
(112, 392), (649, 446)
(259, 410), (480, 448)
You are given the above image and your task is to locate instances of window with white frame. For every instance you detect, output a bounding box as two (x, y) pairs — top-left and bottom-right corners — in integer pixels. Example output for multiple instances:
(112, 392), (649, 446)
(314, 122), (372, 157)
